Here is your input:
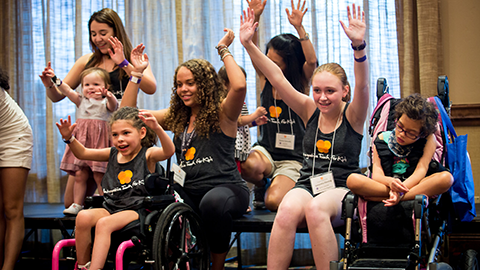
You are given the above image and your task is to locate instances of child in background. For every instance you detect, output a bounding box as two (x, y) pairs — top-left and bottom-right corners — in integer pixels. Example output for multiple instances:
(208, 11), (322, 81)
(56, 106), (175, 270)
(45, 67), (118, 215)
(347, 94), (454, 206)
(217, 65), (268, 172)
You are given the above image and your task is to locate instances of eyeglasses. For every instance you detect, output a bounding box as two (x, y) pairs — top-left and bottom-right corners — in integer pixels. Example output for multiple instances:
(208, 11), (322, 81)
(395, 122), (421, 140)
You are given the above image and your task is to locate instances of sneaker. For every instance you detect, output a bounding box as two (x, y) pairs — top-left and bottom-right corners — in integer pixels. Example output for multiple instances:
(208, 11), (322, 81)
(75, 261), (90, 270)
(63, 203), (83, 216)
(252, 179), (267, 210)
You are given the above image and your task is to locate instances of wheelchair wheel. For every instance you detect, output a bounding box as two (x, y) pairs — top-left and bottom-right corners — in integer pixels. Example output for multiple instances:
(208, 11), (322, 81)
(459, 249), (479, 270)
(153, 202), (209, 270)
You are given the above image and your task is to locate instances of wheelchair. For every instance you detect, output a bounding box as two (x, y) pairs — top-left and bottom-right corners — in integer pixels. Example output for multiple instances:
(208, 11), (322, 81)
(330, 76), (477, 270)
(52, 159), (210, 270)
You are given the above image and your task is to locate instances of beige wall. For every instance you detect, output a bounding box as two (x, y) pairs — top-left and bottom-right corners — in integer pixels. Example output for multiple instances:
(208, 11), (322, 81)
(440, 0), (480, 201)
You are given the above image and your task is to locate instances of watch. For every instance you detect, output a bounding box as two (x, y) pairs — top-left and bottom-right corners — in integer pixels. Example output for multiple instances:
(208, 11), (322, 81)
(63, 136), (75, 144)
(51, 76), (62, 87)
(351, 40), (367, 51)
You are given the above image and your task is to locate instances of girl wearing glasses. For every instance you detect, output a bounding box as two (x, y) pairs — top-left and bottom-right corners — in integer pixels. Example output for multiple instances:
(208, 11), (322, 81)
(347, 93), (453, 206)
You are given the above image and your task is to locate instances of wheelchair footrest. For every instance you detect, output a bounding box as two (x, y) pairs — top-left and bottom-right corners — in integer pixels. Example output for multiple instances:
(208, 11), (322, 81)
(348, 258), (409, 270)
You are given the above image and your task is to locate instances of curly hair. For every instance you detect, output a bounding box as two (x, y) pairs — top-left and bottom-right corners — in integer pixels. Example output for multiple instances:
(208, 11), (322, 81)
(86, 8), (132, 81)
(164, 59), (226, 139)
(266, 34), (310, 93)
(313, 63), (351, 102)
(0, 67), (9, 92)
(109, 106), (157, 148)
(394, 93), (438, 137)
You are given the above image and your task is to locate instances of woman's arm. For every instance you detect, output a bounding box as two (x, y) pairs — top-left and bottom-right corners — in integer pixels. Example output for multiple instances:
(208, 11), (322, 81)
(286, 0), (317, 87)
(246, 0), (267, 79)
(240, 8), (316, 124)
(218, 29), (247, 135)
(118, 43), (150, 108)
(402, 134), (436, 189)
(56, 116), (111, 161)
(108, 37), (157, 95)
(341, 4), (369, 134)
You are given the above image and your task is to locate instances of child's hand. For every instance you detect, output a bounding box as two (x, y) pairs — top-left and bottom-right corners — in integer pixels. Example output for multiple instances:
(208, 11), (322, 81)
(55, 115), (77, 140)
(389, 178), (409, 194)
(254, 115), (268, 126)
(138, 110), (160, 130)
(108, 37), (126, 66)
(254, 106), (267, 118)
(286, 0), (308, 28)
(246, 0), (267, 19)
(240, 8), (259, 47)
(100, 87), (113, 98)
(339, 3), (366, 46)
(217, 28), (235, 49)
(39, 61), (56, 88)
(383, 190), (403, 207)
(130, 44), (149, 73)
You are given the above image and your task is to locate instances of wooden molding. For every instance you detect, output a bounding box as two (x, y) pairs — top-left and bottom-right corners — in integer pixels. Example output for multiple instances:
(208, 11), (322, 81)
(451, 104), (480, 126)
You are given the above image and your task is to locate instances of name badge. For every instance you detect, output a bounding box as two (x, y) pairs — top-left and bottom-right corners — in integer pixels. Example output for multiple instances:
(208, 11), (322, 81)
(172, 163), (186, 187)
(310, 171), (335, 195)
(275, 133), (295, 150)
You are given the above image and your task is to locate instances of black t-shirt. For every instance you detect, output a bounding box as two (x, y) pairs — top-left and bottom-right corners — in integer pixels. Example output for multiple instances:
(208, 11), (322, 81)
(257, 81), (305, 162)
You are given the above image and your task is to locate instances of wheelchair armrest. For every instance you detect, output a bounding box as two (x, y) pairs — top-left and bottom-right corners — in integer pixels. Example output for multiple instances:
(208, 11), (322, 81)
(342, 192), (358, 219)
(143, 194), (175, 209)
(85, 196), (105, 209)
(414, 194), (427, 219)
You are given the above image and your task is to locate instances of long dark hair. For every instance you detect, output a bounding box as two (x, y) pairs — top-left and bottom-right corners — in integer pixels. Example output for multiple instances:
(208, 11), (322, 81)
(86, 8), (133, 81)
(266, 34), (308, 93)
(0, 67), (10, 92)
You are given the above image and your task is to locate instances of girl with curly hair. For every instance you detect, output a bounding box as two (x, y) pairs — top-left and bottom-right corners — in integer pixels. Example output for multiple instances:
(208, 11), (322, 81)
(347, 93), (453, 206)
(121, 29), (249, 270)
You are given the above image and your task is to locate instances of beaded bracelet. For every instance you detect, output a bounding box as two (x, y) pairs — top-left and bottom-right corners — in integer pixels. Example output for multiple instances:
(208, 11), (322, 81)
(221, 52), (232, 61)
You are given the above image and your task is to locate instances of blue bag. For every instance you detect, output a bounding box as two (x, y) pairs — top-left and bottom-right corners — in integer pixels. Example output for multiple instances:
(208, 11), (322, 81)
(434, 97), (476, 222)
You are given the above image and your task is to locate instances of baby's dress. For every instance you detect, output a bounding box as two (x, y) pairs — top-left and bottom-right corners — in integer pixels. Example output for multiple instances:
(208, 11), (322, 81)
(235, 103), (251, 162)
(60, 95), (114, 175)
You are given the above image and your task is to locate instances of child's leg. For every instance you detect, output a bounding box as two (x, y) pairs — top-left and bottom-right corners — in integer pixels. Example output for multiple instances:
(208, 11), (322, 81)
(93, 172), (104, 196)
(75, 208), (111, 266)
(74, 169), (90, 206)
(403, 171), (454, 200)
(89, 210), (139, 270)
(346, 173), (390, 199)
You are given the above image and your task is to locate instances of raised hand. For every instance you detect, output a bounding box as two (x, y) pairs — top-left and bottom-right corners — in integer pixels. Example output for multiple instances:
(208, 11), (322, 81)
(107, 36), (126, 65)
(138, 110), (161, 131)
(286, 0), (307, 28)
(218, 28), (235, 48)
(240, 8), (259, 46)
(39, 61), (56, 87)
(339, 3), (366, 46)
(56, 115), (77, 140)
(246, 0), (267, 19)
(130, 44), (149, 73)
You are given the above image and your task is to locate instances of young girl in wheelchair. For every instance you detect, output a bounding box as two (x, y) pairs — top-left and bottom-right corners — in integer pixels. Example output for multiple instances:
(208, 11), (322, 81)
(56, 105), (175, 270)
(347, 93), (454, 206)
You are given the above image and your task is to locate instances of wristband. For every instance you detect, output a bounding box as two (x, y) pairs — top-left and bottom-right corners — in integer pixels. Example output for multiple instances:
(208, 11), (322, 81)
(354, 55), (367, 63)
(118, 59), (129, 68)
(351, 40), (366, 51)
(51, 76), (62, 87)
(63, 135), (75, 144)
(299, 33), (310, 41)
(130, 76), (142, 84)
(252, 121), (257, 127)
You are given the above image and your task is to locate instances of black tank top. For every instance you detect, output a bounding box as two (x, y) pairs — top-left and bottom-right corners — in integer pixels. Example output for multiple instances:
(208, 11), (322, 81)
(257, 81), (305, 162)
(109, 68), (130, 100)
(174, 130), (248, 196)
(296, 106), (363, 189)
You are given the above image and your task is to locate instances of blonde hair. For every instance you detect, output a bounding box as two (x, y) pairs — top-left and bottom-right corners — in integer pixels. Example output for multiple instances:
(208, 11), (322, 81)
(313, 63), (351, 102)
(80, 67), (111, 89)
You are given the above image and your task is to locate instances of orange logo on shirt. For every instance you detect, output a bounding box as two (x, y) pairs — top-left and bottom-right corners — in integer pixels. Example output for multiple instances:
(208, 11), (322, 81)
(185, 147), (196, 161)
(118, 170), (133, 184)
(269, 106), (282, 118)
(316, 140), (332, 153)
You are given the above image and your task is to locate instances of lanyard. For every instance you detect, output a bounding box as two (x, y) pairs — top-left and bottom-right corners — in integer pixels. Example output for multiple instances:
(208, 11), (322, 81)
(273, 91), (294, 135)
(181, 125), (195, 161)
(311, 110), (342, 176)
